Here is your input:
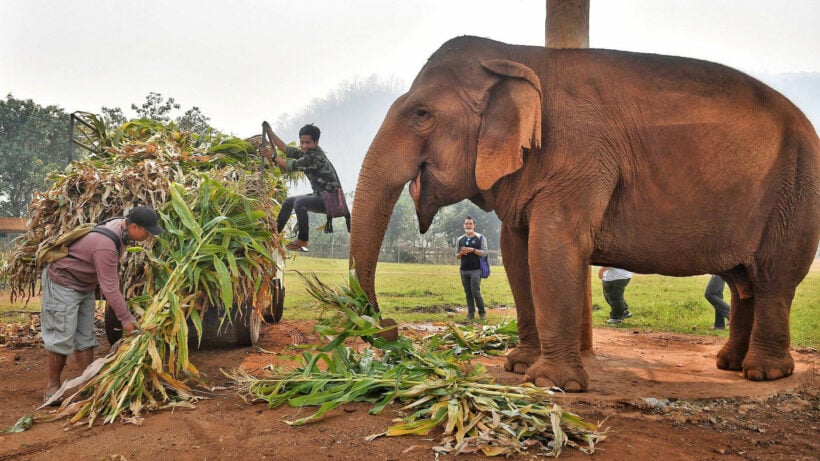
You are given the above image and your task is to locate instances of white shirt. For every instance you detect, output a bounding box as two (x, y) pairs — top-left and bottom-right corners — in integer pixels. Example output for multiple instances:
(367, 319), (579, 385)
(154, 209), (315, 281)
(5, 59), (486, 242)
(602, 267), (632, 281)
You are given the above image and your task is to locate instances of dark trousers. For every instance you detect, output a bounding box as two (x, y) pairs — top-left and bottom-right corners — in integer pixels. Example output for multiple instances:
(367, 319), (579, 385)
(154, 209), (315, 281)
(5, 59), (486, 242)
(276, 194), (325, 241)
(704, 275), (730, 328)
(602, 278), (631, 319)
(460, 269), (485, 315)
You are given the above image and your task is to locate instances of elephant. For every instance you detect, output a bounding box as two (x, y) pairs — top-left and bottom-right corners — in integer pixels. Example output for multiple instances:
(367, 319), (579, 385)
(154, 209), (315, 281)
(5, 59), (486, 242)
(349, 36), (820, 392)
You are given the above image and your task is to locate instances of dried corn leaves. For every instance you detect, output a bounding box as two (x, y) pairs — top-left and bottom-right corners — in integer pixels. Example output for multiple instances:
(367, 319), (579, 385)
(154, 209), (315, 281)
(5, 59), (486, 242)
(2, 115), (286, 425)
(232, 270), (606, 457)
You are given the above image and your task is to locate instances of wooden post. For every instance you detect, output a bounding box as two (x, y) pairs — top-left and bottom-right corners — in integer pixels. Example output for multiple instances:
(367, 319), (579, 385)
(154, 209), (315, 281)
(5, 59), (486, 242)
(545, 0), (590, 48)
(545, 0), (593, 353)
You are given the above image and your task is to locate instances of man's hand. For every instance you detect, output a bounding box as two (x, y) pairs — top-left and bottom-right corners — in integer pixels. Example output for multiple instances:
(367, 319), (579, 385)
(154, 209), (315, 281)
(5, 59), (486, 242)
(272, 155), (288, 171)
(261, 148), (289, 171)
(123, 321), (139, 336)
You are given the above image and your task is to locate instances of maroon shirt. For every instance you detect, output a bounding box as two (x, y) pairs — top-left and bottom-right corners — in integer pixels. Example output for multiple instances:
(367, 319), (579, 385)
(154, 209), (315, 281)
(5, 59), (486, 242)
(47, 219), (135, 326)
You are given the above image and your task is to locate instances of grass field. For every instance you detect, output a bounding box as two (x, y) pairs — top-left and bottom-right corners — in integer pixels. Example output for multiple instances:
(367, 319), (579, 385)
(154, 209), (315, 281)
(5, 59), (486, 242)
(2, 256), (817, 347)
(282, 256), (820, 348)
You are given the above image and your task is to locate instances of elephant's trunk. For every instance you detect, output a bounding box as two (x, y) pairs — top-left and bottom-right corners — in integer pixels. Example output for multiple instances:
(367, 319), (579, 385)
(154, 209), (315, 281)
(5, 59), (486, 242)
(350, 120), (419, 309)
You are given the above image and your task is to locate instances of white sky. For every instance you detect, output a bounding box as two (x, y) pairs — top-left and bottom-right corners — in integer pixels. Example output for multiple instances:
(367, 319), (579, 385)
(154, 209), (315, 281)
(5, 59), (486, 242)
(2, 0), (819, 136)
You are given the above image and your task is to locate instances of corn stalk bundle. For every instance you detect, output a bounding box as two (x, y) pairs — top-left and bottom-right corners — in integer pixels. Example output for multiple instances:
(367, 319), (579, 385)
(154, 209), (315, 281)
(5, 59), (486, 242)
(231, 270), (606, 457)
(1, 115), (288, 303)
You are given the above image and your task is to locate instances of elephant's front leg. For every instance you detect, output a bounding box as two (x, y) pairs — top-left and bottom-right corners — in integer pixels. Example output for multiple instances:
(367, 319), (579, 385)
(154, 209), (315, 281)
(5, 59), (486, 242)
(501, 224), (540, 374)
(523, 216), (590, 392)
(716, 280), (751, 371)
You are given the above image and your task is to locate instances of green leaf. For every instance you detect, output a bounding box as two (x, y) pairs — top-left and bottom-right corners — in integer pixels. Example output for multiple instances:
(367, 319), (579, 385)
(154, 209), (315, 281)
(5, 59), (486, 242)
(1, 414), (33, 433)
(212, 256), (234, 310)
(169, 183), (203, 239)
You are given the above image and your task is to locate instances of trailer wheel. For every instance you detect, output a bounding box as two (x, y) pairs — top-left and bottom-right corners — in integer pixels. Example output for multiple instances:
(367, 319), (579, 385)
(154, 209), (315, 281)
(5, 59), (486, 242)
(196, 303), (259, 348)
(235, 310), (261, 346)
(263, 279), (285, 323)
(104, 303), (123, 345)
(273, 283), (285, 323)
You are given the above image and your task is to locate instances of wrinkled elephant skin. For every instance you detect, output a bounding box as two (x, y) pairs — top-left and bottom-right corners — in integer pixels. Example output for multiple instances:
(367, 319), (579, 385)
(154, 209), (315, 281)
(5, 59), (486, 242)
(349, 36), (820, 391)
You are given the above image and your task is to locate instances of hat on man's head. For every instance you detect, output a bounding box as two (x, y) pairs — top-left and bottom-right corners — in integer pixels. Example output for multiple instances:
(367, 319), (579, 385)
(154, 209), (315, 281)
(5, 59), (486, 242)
(127, 206), (164, 235)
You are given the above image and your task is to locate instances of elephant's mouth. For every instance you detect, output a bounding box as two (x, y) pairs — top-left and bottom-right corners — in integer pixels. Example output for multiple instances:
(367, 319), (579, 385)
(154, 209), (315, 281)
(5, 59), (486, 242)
(409, 173), (421, 211)
(408, 168), (442, 233)
(409, 173), (433, 232)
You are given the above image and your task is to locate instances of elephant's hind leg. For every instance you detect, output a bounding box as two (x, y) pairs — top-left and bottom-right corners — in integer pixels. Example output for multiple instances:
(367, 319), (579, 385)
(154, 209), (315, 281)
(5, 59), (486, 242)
(737, 160), (818, 380)
(742, 288), (795, 381)
(717, 268), (794, 381)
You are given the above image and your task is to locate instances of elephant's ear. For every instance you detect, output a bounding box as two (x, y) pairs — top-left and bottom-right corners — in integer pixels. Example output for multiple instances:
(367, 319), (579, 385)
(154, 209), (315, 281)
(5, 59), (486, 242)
(475, 59), (542, 191)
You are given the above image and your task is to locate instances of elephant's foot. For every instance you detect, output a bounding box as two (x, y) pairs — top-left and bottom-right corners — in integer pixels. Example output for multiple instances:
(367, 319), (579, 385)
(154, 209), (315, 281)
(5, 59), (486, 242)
(523, 357), (589, 392)
(504, 346), (540, 374)
(376, 318), (399, 342)
(742, 348), (794, 381)
(716, 343), (746, 371)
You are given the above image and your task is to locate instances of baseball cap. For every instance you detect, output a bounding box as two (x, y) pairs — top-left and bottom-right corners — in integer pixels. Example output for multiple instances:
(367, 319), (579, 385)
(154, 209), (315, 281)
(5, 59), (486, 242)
(127, 206), (165, 235)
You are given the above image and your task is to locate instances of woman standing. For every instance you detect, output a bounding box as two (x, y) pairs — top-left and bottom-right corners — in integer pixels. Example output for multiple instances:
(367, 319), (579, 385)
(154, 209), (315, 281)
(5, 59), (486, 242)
(456, 216), (488, 320)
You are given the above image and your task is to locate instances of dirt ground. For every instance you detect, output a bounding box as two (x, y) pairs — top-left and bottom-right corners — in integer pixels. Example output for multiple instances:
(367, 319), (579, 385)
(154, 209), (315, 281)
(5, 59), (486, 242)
(0, 314), (817, 461)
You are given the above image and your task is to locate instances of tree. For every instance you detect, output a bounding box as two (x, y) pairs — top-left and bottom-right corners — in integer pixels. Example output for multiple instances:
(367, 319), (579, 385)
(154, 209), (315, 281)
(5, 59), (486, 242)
(177, 106), (211, 134)
(131, 92), (181, 122)
(0, 94), (71, 217)
(101, 106), (127, 127)
(108, 93), (213, 133)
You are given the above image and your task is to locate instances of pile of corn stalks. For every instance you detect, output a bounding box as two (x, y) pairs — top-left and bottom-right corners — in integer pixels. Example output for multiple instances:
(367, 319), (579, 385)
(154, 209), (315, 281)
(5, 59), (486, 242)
(3, 115), (286, 304)
(231, 271), (606, 457)
(1, 115), (287, 425)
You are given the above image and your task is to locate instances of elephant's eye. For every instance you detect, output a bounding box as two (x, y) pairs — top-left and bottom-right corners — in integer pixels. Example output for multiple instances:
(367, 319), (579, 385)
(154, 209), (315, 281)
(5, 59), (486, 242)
(411, 108), (435, 133)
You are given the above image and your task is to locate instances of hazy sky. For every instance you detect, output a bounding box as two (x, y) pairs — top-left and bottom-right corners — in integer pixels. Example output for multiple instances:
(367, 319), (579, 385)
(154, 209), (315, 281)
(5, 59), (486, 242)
(2, 0), (819, 136)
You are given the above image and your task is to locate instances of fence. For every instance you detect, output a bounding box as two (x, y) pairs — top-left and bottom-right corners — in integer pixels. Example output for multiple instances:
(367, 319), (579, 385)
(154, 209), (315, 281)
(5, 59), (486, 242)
(305, 243), (502, 266)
